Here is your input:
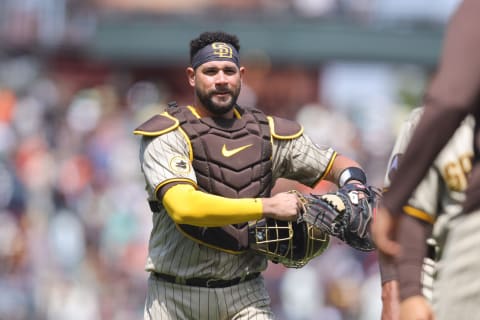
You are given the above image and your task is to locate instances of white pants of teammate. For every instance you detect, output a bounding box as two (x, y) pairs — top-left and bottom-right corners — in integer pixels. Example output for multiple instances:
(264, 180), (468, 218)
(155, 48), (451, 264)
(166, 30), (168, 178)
(433, 209), (480, 320)
(144, 273), (274, 320)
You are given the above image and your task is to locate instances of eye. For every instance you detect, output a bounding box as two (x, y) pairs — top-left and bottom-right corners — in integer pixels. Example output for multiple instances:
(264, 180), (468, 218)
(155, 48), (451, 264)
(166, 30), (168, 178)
(224, 68), (237, 75)
(204, 69), (217, 75)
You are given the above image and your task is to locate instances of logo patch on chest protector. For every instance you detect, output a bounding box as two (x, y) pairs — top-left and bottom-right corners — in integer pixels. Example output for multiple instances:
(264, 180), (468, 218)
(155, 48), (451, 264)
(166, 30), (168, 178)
(221, 144), (253, 157)
(169, 156), (191, 175)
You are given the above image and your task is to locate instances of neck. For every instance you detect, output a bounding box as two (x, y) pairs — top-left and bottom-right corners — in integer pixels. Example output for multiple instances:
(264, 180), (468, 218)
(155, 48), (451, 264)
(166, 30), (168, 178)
(194, 103), (236, 119)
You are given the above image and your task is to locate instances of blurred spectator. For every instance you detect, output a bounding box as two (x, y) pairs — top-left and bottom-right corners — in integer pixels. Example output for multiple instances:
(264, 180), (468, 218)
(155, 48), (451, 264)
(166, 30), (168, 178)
(296, 103), (363, 159)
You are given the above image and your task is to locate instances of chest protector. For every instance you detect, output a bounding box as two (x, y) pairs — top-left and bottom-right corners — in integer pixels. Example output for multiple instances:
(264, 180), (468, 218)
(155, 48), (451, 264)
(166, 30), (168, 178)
(167, 104), (273, 253)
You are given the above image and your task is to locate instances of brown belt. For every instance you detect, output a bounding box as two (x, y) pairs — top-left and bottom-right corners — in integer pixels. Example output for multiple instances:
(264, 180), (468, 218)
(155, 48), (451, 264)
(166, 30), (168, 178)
(151, 272), (260, 288)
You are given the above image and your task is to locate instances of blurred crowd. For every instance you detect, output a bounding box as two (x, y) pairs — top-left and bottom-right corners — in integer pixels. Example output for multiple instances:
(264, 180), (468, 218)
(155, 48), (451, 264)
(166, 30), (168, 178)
(0, 50), (396, 320)
(0, 55), (152, 320)
(0, 0), (458, 51)
(0, 0), (430, 23)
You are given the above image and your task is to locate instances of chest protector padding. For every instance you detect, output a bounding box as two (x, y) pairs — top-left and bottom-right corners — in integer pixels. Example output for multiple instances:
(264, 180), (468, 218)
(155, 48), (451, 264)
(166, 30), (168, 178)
(168, 104), (273, 253)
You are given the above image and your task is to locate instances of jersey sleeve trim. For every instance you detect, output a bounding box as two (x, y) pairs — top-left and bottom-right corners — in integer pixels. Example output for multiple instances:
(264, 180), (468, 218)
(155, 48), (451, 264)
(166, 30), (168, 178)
(313, 151), (338, 186)
(402, 205), (435, 224)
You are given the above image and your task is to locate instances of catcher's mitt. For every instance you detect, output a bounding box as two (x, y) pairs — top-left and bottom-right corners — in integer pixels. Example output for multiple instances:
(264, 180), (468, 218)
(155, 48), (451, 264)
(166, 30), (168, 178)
(299, 184), (381, 251)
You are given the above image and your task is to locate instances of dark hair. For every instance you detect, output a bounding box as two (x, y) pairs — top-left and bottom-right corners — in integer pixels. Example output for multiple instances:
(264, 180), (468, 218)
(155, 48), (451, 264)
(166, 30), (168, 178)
(190, 31), (240, 63)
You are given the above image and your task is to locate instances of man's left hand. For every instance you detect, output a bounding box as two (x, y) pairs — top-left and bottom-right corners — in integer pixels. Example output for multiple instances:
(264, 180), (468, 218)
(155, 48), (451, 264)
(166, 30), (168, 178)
(400, 296), (434, 320)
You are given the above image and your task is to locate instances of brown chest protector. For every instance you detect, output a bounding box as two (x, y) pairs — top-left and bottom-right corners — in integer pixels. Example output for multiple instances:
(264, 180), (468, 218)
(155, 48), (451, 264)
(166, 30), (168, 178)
(168, 104), (273, 253)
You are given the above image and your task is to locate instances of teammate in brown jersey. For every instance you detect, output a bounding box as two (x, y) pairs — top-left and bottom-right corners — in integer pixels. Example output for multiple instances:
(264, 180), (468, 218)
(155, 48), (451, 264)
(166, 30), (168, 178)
(134, 31), (371, 320)
(378, 107), (474, 320)
(372, 0), (480, 319)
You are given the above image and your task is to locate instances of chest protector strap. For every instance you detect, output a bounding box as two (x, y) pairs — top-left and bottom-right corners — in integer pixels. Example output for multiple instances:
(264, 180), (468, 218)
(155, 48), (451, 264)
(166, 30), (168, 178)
(168, 103), (273, 253)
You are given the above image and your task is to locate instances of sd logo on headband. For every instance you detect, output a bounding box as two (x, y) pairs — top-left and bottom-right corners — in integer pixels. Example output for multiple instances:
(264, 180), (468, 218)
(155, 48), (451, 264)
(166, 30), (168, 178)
(212, 42), (233, 58)
(191, 41), (240, 69)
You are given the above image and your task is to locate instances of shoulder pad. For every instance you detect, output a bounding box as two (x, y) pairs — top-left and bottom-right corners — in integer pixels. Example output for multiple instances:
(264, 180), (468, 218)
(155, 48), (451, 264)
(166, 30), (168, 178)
(268, 116), (303, 140)
(133, 112), (179, 136)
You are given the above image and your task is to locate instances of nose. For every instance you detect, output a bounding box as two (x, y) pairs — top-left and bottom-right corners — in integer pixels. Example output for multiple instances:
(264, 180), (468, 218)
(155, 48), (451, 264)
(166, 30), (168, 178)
(215, 71), (228, 84)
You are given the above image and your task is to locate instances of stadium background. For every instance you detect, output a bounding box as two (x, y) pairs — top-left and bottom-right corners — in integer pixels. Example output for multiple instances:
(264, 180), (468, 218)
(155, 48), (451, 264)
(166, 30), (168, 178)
(0, 0), (461, 319)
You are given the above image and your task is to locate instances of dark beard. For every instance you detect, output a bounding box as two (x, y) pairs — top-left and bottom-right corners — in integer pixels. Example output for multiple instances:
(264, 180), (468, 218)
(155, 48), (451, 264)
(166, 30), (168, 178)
(196, 87), (240, 116)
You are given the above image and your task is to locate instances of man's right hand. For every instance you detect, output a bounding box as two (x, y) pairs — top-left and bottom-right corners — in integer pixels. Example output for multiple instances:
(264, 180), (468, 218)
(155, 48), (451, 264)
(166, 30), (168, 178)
(400, 295), (434, 320)
(261, 192), (301, 221)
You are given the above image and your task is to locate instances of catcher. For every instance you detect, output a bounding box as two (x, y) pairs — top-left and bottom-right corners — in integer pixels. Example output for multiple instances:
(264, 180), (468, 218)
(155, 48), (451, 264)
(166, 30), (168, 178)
(249, 183), (380, 268)
(136, 30), (380, 320)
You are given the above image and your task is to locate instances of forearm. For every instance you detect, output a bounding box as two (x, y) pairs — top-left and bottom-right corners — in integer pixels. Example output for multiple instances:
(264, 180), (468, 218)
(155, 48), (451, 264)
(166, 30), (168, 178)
(379, 251), (397, 284)
(379, 236), (401, 320)
(162, 184), (262, 226)
(396, 215), (431, 301)
(324, 154), (365, 186)
(381, 280), (400, 320)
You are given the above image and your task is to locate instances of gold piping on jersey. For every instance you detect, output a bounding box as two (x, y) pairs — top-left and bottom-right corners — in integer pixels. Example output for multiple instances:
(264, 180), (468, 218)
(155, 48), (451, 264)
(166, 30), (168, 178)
(174, 224), (244, 254)
(267, 116), (304, 139)
(154, 178), (198, 201)
(308, 151), (337, 188)
(315, 151), (338, 185)
(403, 205), (436, 224)
(133, 112), (179, 136)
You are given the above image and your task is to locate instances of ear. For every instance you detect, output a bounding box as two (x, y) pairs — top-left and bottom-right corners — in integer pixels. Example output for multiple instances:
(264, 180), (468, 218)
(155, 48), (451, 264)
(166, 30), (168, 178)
(186, 67), (195, 87)
(239, 66), (245, 80)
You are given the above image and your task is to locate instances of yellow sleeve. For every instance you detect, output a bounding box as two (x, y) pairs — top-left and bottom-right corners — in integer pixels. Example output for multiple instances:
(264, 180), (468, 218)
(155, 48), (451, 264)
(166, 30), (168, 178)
(162, 184), (263, 226)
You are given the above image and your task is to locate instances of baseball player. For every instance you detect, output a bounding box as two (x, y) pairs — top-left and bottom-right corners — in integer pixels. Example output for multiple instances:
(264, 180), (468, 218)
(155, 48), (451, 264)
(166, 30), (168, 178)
(372, 1), (480, 319)
(134, 31), (371, 320)
(379, 107), (474, 319)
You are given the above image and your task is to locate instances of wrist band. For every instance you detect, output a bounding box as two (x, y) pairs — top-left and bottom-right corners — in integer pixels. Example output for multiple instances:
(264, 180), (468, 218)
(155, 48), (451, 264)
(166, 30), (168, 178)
(338, 167), (367, 187)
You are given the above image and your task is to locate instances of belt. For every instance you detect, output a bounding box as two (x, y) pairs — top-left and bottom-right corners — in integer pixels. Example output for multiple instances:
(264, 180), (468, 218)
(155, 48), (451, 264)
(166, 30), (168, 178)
(151, 272), (260, 288)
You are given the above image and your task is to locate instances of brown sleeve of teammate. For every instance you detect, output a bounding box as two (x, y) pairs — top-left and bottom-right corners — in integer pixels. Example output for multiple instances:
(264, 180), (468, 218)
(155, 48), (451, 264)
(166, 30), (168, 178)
(383, 0), (480, 214)
(378, 251), (397, 284)
(396, 215), (432, 301)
